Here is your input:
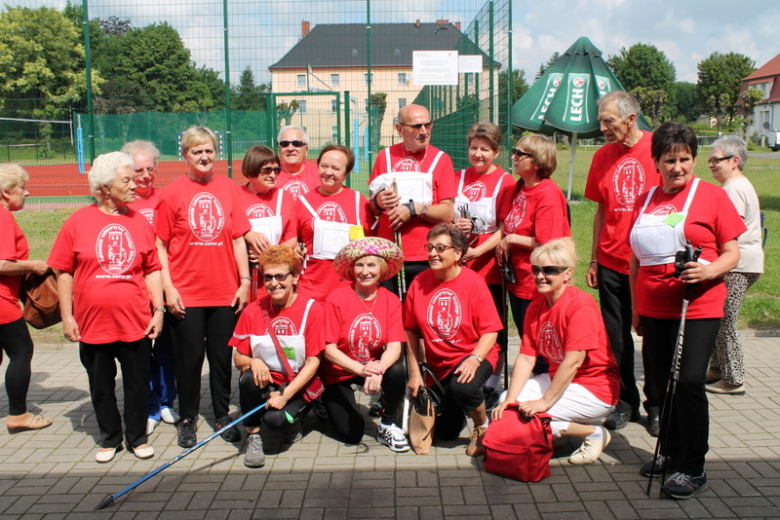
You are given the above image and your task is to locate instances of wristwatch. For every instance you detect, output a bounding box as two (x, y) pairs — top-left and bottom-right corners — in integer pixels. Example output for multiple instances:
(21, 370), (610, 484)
(471, 353), (483, 362)
(154, 306), (166, 314)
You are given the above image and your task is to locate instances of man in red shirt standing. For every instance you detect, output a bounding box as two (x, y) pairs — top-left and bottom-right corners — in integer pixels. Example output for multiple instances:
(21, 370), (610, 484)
(584, 91), (661, 435)
(276, 126), (320, 202)
(368, 104), (456, 295)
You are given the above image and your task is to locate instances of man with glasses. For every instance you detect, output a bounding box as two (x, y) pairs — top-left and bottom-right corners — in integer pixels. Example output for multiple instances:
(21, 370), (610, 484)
(276, 126), (320, 202)
(584, 91), (661, 435)
(368, 104), (456, 294)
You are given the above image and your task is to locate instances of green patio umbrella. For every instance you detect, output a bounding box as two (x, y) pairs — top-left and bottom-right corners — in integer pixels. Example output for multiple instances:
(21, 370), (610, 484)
(512, 36), (651, 199)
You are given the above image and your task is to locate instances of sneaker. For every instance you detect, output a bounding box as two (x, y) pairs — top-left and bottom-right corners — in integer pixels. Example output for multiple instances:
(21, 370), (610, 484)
(646, 414), (660, 437)
(146, 418), (159, 436)
(282, 422), (303, 444)
(663, 471), (708, 499)
(216, 416), (241, 443)
(177, 418), (197, 448)
(368, 398), (383, 417)
(160, 407), (180, 424)
(705, 380), (746, 395)
(604, 410), (631, 430)
(131, 444), (154, 460)
(377, 423), (410, 453)
(569, 426), (611, 465)
(641, 454), (670, 477)
(95, 444), (123, 463)
(466, 425), (488, 457)
(244, 433), (265, 468)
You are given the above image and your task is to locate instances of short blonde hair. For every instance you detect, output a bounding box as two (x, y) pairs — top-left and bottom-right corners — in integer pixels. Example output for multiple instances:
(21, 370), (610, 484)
(530, 238), (577, 269)
(88, 152), (134, 195)
(181, 126), (217, 154)
(0, 163), (29, 193)
(517, 134), (557, 179)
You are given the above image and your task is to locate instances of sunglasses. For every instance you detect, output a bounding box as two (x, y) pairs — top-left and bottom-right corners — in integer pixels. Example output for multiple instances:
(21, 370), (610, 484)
(531, 265), (569, 277)
(512, 149), (534, 160)
(708, 155), (734, 165)
(278, 140), (307, 148)
(259, 166), (282, 175)
(263, 272), (292, 283)
(399, 122), (433, 131)
(424, 244), (456, 253)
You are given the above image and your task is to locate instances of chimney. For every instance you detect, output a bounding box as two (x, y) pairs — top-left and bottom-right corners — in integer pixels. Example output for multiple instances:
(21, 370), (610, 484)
(302, 21), (310, 37)
(455, 22), (461, 30)
(436, 19), (448, 25)
(415, 19), (420, 28)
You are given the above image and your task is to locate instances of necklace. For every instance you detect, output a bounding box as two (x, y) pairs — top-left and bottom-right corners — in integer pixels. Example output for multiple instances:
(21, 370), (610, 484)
(355, 285), (379, 316)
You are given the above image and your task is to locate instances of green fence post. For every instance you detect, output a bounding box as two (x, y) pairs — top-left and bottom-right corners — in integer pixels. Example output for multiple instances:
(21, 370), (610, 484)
(489, 1), (495, 123)
(366, 0), (373, 172)
(82, 0), (95, 165)
(344, 90), (351, 149)
(222, 0), (233, 178)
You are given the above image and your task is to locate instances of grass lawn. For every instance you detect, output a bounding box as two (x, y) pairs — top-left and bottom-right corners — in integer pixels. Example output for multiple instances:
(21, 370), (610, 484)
(13, 146), (780, 344)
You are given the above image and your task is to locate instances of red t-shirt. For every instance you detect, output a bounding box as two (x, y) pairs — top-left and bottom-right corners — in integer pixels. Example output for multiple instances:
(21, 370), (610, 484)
(369, 143), (457, 261)
(403, 267), (502, 380)
(128, 188), (162, 228)
(458, 166), (516, 285)
(321, 284), (405, 385)
(229, 295), (325, 386)
(584, 131), (660, 274)
(278, 162), (320, 202)
(237, 184), (296, 244)
(155, 175), (251, 307)
(294, 187), (371, 301)
(521, 286), (620, 405)
(47, 205), (161, 344)
(0, 206), (28, 325)
(503, 179), (571, 299)
(631, 178), (746, 320)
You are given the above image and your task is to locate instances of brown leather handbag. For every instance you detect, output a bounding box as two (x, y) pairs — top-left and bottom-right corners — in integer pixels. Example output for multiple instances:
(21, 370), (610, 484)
(19, 271), (61, 329)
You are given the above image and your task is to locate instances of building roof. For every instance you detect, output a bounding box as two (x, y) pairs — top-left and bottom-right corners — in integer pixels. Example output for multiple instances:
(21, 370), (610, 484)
(744, 52), (780, 81)
(269, 22), (496, 70)
(737, 53), (780, 107)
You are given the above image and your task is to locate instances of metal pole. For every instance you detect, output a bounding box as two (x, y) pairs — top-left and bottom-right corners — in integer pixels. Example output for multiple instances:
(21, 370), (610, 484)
(222, 0), (233, 178)
(82, 0), (95, 164)
(366, 0), (373, 171)
(489, 1), (495, 123)
(506, 0), (513, 153)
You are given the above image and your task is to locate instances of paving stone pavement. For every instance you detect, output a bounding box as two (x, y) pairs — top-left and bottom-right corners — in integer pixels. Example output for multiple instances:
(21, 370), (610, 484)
(1, 334), (779, 520)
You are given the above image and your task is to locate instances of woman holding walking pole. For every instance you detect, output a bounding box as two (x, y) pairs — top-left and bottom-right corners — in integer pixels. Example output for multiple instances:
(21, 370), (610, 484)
(629, 122), (745, 499)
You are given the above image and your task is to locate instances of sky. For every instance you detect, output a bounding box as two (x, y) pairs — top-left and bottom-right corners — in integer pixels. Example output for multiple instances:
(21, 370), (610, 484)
(4, 0), (779, 85)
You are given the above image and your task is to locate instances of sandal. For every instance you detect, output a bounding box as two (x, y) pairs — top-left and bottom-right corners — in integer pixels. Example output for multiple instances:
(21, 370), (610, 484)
(7, 413), (52, 434)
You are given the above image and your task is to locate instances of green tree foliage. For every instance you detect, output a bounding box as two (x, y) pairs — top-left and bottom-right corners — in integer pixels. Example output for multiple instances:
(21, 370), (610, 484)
(536, 52), (559, 81)
(369, 92), (388, 150)
(740, 87), (764, 139)
(696, 52), (756, 132)
(232, 66), (269, 111)
(672, 82), (700, 122)
(607, 43), (676, 121)
(500, 69), (529, 103)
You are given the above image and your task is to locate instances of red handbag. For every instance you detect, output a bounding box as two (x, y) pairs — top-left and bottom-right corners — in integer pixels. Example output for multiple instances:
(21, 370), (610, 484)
(482, 406), (553, 482)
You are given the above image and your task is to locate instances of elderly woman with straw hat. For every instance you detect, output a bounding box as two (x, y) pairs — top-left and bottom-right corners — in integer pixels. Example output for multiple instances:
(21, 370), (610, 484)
(322, 237), (408, 451)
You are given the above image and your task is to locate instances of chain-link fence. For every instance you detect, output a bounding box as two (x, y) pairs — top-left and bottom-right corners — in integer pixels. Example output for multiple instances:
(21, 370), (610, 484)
(1, 0), (511, 208)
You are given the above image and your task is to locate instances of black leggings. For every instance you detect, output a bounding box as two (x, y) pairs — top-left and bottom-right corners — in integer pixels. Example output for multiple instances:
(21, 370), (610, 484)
(0, 318), (34, 416)
(322, 359), (407, 444)
(434, 358), (493, 441)
(239, 372), (310, 430)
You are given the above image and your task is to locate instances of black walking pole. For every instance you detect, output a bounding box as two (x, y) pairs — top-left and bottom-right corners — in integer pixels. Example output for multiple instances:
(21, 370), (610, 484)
(97, 402), (268, 510)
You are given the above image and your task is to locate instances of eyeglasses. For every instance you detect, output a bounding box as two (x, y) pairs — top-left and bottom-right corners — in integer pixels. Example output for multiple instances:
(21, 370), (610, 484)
(424, 244), (456, 253)
(512, 149), (534, 160)
(399, 122), (433, 131)
(259, 166), (282, 175)
(263, 272), (292, 283)
(278, 140), (307, 148)
(708, 155), (734, 165)
(531, 265), (569, 277)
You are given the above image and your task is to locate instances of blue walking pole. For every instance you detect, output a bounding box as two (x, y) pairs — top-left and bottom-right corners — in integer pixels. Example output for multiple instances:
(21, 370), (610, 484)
(97, 402), (268, 510)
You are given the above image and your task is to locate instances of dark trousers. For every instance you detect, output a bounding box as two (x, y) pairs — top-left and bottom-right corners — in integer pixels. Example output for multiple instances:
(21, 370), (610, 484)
(381, 260), (429, 299)
(0, 318), (34, 416)
(322, 360), (407, 444)
(597, 265), (642, 413)
(238, 373), (309, 430)
(508, 293), (547, 374)
(167, 306), (236, 421)
(488, 283), (508, 353)
(79, 338), (151, 449)
(435, 358), (493, 441)
(641, 316), (719, 476)
(148, 323), (177, 419)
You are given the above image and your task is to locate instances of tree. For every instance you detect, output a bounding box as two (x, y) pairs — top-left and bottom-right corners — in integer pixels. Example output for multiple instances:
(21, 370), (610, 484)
(536, 52), (559, 81)
(276, 100), (299, 127)
(740, 88), (764, 139)
(630, 87), (667, 127)
(696, 52), (756, 132)
(672, 82), (700, 122)
(499, 69), (529, 103)
(607, 43), (676, 121)
(232, 66), (268, 111)
(100, 16), (131, 37)
(369, 92), (387, 150)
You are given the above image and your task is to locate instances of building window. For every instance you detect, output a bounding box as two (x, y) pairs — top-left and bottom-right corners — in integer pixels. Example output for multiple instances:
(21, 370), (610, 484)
(394, 48), (401, 56)
(465, 73), (474, 86)
(398, 73), (408, 85)
(331, 99), (338, 113)
(297, 100), (307, 114)
(297, 74), (306, 87)
(399, 98), (407, 109)
(352, 49), (358, 57)
(364, 73), (373, 86)
(331, 74), (340, 87)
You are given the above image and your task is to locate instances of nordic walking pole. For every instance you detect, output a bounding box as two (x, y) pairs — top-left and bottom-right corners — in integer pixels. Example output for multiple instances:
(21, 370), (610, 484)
(97, 403), (268, 510)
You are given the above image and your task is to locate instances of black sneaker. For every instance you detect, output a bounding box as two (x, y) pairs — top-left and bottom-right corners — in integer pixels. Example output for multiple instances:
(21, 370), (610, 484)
(641, 454), (670, 477)
(646, 414), (660, 437)
(663, 472), (708, 499)
(216, 416), (241, 443)
(604, 410), (631, 430)
(177, 418), (197, 448)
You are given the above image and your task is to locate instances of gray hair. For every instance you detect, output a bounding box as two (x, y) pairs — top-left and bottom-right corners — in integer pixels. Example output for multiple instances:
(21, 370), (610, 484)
(88, 152), (134, 196)
(711, 135), (747, 170)
(0, 163), (29, 193)
(597, 90), (641, 120)
(120, 140), (160, 163)
(530, 237), (578, 270)
(277, 125), (309, 145)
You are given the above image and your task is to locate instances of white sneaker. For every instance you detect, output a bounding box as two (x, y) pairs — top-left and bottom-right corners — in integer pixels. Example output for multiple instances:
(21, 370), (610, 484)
(160, 408), (180, 424)
(132, 444), (154, 460)
(146, 418), (159, 435)
(569, 426), (611, 465)
(377, 423), (410, 453)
